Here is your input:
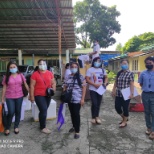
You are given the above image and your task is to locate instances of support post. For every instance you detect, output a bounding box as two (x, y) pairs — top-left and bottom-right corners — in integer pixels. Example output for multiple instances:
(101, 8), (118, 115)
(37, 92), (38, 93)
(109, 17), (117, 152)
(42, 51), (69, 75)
(58, 23), (62, 80)
(32, 54), (35, 66)
(18, 49), (22, 65)
(66, 49), (69, 64)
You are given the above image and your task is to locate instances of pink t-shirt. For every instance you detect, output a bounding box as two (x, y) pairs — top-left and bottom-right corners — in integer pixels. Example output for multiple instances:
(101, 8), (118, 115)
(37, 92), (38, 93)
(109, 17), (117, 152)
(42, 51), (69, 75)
(2, 73), (26, 99)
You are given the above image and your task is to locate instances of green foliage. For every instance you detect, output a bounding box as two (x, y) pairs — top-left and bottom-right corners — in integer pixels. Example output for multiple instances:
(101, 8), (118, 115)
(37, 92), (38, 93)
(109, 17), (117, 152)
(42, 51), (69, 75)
(122, 32), (154, 52)
(106, 70), (116, 83)
(74, 0), (121, 48)
(116, 43), (123, 54)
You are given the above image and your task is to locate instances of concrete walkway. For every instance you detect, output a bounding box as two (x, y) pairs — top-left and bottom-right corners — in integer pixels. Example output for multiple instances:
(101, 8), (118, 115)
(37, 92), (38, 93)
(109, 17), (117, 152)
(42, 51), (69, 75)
(0, 85), (154, 154)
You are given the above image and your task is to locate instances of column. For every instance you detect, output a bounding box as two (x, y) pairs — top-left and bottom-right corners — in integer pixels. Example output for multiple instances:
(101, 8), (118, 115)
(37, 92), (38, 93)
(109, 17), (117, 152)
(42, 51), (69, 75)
(18, 49), (22, 65)
(66, 49), (69, 64)
(32, 54), (35, 66)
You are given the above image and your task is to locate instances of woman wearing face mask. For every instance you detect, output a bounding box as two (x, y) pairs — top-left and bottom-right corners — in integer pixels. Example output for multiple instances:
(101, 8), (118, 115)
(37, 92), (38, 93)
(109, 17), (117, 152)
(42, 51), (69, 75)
(1, 61), (29, 135)
(63, 62), (86, 139)
(112, 59), (134, 128)
(30, 59), (56, 134)
(86, 57), (108, 124)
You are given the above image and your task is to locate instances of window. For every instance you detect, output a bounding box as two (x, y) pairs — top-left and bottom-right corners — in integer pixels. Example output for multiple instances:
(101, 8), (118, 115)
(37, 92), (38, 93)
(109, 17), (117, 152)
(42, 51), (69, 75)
(47, 59), (59, 67)
(132, 60), (138, 71)
(0, 61), (6, 72)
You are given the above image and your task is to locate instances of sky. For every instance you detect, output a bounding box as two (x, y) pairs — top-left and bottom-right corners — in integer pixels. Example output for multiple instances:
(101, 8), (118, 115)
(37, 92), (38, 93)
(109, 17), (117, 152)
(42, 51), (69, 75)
(72, 0), (154, 50)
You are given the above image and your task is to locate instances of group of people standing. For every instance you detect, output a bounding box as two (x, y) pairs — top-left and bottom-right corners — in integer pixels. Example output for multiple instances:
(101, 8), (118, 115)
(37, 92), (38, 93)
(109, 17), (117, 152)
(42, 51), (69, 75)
(1, 40), (154, 141)
(1, 59), (56, 135)
(64, 49), (154, 140)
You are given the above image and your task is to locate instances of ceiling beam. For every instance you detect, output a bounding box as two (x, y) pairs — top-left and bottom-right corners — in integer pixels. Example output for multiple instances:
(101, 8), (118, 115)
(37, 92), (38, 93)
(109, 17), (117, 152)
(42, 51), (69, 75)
(0, 7), (73, 10)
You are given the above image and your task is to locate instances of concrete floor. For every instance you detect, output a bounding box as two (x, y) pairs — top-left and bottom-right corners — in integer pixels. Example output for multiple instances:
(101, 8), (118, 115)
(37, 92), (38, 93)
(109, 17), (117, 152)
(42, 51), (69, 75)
(0, 85), (154, 154)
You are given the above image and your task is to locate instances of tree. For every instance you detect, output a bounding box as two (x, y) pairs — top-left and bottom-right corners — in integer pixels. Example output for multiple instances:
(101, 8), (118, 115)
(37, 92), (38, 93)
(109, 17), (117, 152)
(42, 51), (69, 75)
(116, 43), (123, 55)
(122, 36), (142, 52)
(116, 43), (123, 51)
(122, 32), (154, 52)
(74, 0), (121, 48)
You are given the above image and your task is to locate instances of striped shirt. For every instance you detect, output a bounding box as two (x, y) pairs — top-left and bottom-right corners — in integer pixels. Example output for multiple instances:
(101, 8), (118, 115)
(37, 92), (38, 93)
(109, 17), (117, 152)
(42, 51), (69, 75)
(64, 74), (86, 103)
(116, 70), (134, 97)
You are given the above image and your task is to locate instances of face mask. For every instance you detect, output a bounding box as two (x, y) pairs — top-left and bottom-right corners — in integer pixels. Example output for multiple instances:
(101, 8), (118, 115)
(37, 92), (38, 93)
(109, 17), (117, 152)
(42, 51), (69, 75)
(39, 65), (47, 71)
(146, 65), (153, 70)
(121, 64), (128, 70)
(10, 68), (18, 74)
(94, 62), (101, 68)
(70, 68), (78, 74)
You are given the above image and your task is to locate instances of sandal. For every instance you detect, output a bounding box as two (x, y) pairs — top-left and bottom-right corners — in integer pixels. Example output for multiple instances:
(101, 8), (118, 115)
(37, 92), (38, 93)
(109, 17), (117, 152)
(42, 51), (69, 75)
(119, 123), (127, 128)
(74, 133), (80, 139)
(14, 128), (19, 134)
(4, 130), (10, 136)
(119, 119), (129, 124)
(149, 133), (154, 140)
(145, 129), (151, 135)
(41, 128), (51, 134)
(91, 119), (96, 124)
(95, 118), (101, 124)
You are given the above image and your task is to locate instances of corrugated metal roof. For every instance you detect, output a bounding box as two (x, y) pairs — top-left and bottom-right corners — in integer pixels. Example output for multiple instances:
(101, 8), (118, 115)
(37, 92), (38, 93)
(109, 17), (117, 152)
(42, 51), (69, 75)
(0, 0), (76, 54)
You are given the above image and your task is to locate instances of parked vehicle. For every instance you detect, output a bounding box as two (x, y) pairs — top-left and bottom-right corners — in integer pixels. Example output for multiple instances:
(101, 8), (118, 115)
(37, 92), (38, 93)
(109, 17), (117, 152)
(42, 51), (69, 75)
(18, 65), (34, 85)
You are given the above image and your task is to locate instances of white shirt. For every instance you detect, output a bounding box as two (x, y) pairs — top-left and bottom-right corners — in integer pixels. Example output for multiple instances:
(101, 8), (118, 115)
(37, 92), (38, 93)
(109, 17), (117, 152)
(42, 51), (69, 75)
(78, 54), (90, 68)
(92, 44), (100, 60)
(86, 67), (107, 92)
(64, 69), (71, 80)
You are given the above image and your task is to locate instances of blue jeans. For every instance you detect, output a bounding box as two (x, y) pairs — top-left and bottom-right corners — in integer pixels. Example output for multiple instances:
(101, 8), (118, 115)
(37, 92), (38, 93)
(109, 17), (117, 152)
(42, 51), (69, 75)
(142, 92), (154, 132)
(35, 96), (51, 129)
(5, 97), (23, 130)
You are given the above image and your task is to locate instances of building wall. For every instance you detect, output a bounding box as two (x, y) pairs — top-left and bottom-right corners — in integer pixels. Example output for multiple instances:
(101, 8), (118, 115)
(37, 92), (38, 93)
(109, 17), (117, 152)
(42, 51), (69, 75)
(0, 55), (67, 72)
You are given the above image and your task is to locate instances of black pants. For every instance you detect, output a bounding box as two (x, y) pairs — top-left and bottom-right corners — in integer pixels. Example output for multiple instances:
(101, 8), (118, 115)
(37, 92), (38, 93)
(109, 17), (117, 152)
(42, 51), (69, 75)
(90, 90), (102, 119)
(68, 103), (81, 133)
(115, 96), (130, 117)
(78, 59), (83, 68)
(35, 96), (51, 129)
(5, 97), (23, 130)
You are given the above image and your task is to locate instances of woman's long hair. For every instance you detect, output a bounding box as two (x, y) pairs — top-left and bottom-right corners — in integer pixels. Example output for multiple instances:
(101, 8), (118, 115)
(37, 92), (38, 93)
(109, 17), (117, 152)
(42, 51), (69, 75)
(5, 61), (19, 85)
(70, 62), (82, 87)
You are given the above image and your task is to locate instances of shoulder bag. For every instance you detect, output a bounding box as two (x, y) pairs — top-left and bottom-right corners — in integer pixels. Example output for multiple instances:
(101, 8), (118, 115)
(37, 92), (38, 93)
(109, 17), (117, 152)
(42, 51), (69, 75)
(61, 77), (76, 103)
(38, 71), (54, 97)
(20, 74), (28, 97)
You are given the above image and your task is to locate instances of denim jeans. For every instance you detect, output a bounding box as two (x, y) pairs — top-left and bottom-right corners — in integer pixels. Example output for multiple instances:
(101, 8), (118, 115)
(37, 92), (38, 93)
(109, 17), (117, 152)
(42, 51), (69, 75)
(35, 96), (51, 130)
(68, 103), (81, 133)
(115, 96), (130, 117)
(90, 90), (102, 119)
(5, 97), (23, 130)
(142, 92), (154, 132)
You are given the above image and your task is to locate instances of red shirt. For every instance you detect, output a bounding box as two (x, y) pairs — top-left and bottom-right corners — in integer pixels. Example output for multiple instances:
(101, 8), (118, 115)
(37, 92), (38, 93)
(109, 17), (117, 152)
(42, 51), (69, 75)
(31, 70), (54, 96)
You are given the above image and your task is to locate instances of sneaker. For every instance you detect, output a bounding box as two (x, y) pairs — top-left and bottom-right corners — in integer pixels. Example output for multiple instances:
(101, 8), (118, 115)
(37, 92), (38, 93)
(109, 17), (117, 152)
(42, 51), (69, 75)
(95, 118), (101, 124)
(74, 133), (80, 139)
(91, 119), (96, 124)
(41, 128), (51, 134)
(69, 128), (75, 133)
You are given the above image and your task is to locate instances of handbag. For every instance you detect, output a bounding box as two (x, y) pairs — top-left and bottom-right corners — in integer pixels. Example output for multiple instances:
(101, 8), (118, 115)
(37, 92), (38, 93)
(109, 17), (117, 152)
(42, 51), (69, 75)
(38, 71), (54, 97)
(20, 74), (28, 97)
(0, 104), (4, 132)
(2, 104), (7, 129)
(61, 77), (76, 103)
